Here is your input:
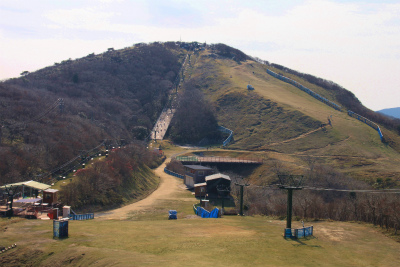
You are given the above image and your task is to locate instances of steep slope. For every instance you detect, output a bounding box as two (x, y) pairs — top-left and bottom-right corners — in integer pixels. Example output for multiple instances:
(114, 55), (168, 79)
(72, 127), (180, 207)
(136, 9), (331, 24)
(0, 42), (184, 185)
(186, 44), (400, 183)
(1, 41), (400, 187)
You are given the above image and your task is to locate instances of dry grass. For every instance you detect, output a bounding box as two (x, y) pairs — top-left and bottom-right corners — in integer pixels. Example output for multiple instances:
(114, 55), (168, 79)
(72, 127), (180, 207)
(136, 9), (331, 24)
(189, 50), (400, 185)
(2, 214), (400, 266)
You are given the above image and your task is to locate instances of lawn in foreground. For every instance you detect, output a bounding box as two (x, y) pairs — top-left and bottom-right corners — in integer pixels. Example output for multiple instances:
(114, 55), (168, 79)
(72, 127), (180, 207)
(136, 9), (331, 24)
(1, 213), (400, 267)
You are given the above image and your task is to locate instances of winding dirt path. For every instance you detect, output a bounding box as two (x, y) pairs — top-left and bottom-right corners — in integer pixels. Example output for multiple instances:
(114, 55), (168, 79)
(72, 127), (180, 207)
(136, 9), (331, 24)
(97, 160), (186, 220)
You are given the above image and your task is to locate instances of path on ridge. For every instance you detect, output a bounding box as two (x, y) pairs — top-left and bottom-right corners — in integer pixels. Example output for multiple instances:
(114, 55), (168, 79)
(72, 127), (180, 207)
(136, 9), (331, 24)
(267, 127), (324, 146)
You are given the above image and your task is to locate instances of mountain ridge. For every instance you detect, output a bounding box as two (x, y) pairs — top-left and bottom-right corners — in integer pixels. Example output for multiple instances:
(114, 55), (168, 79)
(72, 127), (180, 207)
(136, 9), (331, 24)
(378, 107), (400, 119)
(1, 41), (400, 187)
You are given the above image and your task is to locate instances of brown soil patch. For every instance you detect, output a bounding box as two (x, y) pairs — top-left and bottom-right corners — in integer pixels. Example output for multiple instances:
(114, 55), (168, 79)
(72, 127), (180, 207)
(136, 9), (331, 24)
(317, 225), (346, 242)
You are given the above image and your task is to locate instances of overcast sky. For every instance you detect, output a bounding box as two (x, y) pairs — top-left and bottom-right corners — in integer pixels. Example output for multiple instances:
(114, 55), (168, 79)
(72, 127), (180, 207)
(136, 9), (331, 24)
(1, 0), (400, 111)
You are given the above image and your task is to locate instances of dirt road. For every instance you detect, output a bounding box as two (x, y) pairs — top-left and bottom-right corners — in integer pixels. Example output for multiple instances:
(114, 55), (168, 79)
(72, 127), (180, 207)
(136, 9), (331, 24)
(97, 161), (186, 220)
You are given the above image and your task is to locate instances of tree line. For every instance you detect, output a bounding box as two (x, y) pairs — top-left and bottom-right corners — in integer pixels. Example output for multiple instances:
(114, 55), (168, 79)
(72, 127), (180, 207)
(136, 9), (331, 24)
(231, 161), (400, 236)
(60, 142), (163, 211)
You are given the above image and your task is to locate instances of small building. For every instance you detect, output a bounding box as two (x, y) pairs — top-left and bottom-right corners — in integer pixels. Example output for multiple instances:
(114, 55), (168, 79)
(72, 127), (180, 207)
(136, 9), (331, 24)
(43, 189), (59, 205)
(183, 165), (214, 188)
(247, 84), (254, 90)
(194, 182), (207, 197)
(205, 173), (231, 197)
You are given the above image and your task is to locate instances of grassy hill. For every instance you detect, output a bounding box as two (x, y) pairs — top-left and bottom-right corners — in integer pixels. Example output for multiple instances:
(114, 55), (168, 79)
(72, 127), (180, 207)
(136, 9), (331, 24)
(1, 41), (400, 266)
(184, 45), (400, 184)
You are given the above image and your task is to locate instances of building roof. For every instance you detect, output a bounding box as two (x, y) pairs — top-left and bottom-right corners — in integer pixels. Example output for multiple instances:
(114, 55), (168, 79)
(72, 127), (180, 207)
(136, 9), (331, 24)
(205, 173), (231, 181)
(44, 189), (59, 193)
(0, 180), (51, 191)
(194, 182), (207, 187)
(184, 165), (212, 170)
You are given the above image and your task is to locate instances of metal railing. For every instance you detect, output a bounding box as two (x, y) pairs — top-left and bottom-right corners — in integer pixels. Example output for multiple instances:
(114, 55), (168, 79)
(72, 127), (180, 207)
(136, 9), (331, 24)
(266, 69), (342, 111)
(164, 168), (184, 179)
(69, 213), (94, 220)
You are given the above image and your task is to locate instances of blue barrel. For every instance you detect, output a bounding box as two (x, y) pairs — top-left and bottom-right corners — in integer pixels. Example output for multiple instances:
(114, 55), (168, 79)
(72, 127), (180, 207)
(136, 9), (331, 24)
(53, 219), (69, 238)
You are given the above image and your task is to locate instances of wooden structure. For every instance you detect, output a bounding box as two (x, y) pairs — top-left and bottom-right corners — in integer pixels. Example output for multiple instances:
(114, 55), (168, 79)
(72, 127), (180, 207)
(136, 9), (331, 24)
(194, 182), (207, 197)
(183, 165), (214, 188)
(43, 189), (59, 205)
(205, 173), (231, 198)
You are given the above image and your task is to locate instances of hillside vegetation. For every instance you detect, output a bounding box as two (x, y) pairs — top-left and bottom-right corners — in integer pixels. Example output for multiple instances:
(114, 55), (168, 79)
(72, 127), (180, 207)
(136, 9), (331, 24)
(186, 44), (400, 184)
(0, 42), (183, 185)
(59, 143), (162, 211)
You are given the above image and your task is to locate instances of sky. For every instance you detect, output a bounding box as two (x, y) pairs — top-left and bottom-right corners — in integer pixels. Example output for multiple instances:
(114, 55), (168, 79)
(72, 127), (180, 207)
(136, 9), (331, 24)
(1, 0), (400, 111)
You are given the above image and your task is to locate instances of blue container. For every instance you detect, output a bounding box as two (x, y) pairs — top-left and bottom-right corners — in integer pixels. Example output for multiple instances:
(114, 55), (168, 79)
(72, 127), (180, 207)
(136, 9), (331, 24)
(53, 219), (69, 238)
(168, 210), (177, 220)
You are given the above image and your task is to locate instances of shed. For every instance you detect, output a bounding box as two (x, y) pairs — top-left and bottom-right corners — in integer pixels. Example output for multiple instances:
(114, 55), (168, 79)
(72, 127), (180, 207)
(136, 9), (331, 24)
(205, 173), (231, 197)
(183, 165), (214, 188)
(247, 84), (254, 90)
(194, 182), (207, 198)
(43, 189), (59, 205)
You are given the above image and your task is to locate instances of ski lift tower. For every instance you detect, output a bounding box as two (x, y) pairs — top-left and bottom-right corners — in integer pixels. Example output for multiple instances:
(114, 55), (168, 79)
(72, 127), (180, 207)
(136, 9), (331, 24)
(277, 175), (304, 231)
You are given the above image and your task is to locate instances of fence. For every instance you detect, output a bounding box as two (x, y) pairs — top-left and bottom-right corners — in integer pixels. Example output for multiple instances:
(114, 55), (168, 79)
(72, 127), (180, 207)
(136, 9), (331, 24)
(69, 213), (94, 220)
(218, 126), (233, 146)
(348, 110), (383, 141)
(175, 155), (263, 164)
(266, 69), (342, 111)
(164, 168), (184, 179)
(175, 156), (198, 162)
(284, 226), (313, 238)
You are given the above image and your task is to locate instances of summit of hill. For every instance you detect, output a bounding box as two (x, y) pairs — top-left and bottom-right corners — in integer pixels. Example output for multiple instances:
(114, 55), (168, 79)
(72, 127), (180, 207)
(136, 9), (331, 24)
(181, 43), (400, 185)
(1, 41), (400, 189)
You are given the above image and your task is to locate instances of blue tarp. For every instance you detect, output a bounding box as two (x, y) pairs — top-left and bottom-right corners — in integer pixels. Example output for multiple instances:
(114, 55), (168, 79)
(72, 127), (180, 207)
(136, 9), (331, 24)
(195, 206), (219, 218)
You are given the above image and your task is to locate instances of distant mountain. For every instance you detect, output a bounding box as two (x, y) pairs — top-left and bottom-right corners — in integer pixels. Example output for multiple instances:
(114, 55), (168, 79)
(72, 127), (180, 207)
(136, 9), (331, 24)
(377, 107), (400, 119)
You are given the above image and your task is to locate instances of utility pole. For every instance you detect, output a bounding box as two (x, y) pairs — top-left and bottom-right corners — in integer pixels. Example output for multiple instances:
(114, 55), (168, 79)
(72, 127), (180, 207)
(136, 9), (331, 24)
(235, 183), (249, 216)
(277, 175), (304, 230)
